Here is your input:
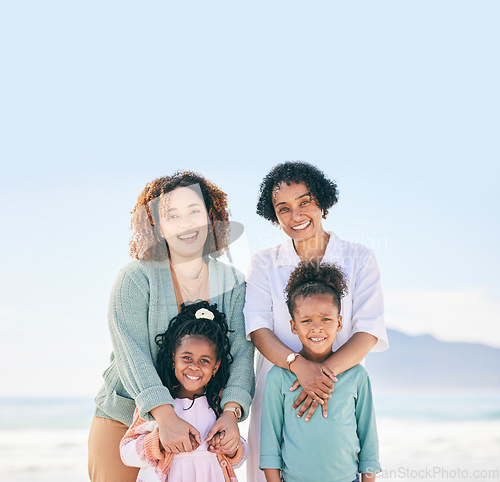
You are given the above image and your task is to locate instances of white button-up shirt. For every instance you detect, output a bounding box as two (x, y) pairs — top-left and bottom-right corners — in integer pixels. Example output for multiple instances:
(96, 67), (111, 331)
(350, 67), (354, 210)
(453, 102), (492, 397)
(244, 231), (388, 354)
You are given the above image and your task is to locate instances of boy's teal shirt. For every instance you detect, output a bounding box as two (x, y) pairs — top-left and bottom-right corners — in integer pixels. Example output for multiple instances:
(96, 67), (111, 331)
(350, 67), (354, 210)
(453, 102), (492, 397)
(94, 257), (255, 426)
(260, 364), (381, 482)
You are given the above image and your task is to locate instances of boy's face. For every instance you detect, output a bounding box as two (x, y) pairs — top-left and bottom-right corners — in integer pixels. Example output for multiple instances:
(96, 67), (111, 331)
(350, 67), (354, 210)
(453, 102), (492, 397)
(290, 293), (342, 363)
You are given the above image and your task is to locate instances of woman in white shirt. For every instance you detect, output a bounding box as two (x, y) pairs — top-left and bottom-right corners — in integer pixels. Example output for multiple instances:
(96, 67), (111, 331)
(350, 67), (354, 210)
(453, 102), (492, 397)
(244, 161), (389, 482)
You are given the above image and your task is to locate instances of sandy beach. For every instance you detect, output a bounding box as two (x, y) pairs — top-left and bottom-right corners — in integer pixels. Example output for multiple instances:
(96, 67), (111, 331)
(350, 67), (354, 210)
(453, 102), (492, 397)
(1, 413), (499, 482)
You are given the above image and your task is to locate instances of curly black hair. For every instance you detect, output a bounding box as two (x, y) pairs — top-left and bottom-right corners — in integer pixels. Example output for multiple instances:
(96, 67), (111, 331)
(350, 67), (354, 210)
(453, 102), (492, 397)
(155, 300), (233, 416)
(285, 261), (348, 317)
(256, 161), (339, 224)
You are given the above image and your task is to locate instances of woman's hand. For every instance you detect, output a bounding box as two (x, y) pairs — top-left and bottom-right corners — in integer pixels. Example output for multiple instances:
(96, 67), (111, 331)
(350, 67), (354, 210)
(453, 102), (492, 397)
(151, 404), (201, 453)
(289, 356), (337, 421)
(206, 411), (240, 456)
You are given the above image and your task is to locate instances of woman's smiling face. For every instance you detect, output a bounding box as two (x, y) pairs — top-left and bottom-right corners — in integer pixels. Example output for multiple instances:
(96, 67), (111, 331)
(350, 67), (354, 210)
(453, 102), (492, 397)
(272, 181), (324, 242)
(158, 186), (209, 260)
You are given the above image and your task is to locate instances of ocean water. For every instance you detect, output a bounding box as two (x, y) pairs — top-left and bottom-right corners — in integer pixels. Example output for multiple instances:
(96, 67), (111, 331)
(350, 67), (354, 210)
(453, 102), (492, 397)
(1, 392), (499, 482)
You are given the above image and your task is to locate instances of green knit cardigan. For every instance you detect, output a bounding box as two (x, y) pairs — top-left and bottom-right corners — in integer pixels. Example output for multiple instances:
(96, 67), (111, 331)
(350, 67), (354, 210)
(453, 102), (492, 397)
(94, 257), (255, 426)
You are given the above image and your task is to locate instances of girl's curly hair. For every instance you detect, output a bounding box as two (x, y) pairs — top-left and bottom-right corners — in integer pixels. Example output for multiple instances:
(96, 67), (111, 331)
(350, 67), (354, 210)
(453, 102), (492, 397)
(130, 171), (230, 260)
(256, 161), (339, 224)
(285, 261), (348, 316)
(155, 301), (233, 416)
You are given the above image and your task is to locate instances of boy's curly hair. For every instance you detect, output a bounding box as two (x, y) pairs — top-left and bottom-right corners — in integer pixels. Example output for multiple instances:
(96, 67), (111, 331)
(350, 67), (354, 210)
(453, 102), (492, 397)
(129, 171), (230, 260)
(256, 161), (339, 224)
(285, 261), (348, 316)
(155, 301), (233, 416)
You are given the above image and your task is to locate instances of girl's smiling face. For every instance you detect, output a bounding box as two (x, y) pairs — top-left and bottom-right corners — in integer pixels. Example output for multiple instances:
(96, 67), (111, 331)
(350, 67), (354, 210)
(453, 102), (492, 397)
(158, 186), (209, 260)
(173, 335), (220, 399)
(272, 181), (325, 242)
(290, 293), (343, 363)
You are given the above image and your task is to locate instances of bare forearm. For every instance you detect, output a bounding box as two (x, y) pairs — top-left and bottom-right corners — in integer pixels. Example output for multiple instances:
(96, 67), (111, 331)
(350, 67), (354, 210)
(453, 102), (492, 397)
(250, 328), (293, 369)
(324, 332), (377, 375)
(263, 468), (282, 482)
(362, 472), (376, 482)
(150, 403), (176, 423)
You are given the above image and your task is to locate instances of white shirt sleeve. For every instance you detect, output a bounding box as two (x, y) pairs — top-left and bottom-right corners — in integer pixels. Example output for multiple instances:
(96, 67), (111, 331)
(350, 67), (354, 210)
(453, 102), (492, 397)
(350, 249), (388, 352)
(244, 251), (275, 340)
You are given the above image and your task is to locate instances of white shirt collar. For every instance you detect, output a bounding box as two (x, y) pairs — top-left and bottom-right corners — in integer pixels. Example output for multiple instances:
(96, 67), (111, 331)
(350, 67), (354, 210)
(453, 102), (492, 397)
(275, 231), (341, 267)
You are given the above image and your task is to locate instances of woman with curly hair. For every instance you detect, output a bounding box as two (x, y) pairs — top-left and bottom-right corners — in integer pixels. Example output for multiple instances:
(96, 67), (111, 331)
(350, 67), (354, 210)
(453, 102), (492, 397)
(244, 161), (388, 482)
(88, 172), (254, 482)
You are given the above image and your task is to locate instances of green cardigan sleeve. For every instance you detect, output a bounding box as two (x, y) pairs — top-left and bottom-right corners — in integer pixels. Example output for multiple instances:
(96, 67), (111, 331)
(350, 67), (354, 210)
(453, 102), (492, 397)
(219, 267), (255, 421)
(108, 264), (175, 420)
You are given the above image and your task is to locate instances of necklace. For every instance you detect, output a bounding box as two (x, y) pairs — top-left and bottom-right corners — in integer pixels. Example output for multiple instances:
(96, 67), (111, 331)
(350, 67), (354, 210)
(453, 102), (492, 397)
(172, 262), (208, 302)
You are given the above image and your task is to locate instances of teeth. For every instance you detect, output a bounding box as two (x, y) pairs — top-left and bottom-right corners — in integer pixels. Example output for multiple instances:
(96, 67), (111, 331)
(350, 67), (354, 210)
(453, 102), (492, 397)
(291, 221), (310, 230)
(178, 232), (197, 240)
(185, 374), (201, 381)
(310, 338), (325, 342)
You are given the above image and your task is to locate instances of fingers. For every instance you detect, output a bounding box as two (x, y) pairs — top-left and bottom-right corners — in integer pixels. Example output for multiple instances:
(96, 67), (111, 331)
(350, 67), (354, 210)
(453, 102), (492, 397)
(208, 432), (238, 455)
(189, 426), (202, 445)
(205, 421), (221, 441)
(303, 400), (319, 422)
(292, 388), (327, 411)
(321, 400), (328, 418)
(217, 432), (240, 455)
(289, 379), (301, 392)
(189, 433), (200, 450)
(292, 389), (307, 409)
(321, 365), (338, 382)
(296, 396), (312, 418)
(208, 433), (222, 451)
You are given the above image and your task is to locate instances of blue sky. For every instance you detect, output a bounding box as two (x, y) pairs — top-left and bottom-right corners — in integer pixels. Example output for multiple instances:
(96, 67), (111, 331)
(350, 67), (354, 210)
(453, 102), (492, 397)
(1, 1), (499, 396)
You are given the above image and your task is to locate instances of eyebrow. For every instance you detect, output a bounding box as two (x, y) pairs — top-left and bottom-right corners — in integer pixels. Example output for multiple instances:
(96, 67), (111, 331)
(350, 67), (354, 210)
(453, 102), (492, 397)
(275, 192), (311, 207)
(167, 203), (202, 213)
(179, 351), (213, 359)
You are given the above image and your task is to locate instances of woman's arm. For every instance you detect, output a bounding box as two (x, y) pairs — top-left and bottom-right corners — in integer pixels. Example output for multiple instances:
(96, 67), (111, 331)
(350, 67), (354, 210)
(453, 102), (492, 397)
(244, 252), (334, 414)
(108, 265), (174, 418)
(150, 404), (201, 453)
(250, 328), (336, 403)
(325, 332), (378, 375)
(291, 248), (387, 417)
(219, 270), (255, 420)
(290, 332), (377, 418)
(109, 264), (200, 452)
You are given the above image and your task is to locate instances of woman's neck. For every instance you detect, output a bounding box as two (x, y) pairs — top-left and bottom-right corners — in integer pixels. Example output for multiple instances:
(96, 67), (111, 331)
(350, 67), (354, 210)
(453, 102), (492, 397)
(293, 230), (330, 261)
(169, 254), (206, 279)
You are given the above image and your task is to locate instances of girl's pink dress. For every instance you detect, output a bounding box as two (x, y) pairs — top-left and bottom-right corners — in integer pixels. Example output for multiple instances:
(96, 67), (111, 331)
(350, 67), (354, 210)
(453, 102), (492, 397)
(120, 396), (247, 482)
(168, 396), (226, 481)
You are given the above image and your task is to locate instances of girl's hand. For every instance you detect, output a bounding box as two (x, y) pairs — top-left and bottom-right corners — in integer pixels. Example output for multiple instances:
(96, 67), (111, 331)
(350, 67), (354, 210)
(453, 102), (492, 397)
(289, 357), (337, 420)
(152, 405), (201, 453)
(206, 411), (240, 455)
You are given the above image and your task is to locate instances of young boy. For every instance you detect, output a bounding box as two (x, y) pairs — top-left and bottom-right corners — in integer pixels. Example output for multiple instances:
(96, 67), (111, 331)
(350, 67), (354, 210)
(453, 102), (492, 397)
(259, 261), (381, 482)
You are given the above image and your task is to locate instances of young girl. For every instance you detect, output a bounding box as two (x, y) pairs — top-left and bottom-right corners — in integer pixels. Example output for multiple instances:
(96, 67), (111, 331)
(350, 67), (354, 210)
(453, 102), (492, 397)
(260, 261), (381, 482)
(120, 301), (248, 482)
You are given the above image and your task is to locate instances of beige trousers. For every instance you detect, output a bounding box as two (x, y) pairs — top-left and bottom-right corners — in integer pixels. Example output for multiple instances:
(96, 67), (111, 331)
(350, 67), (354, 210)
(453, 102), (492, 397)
(88, 416), (140, 482)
